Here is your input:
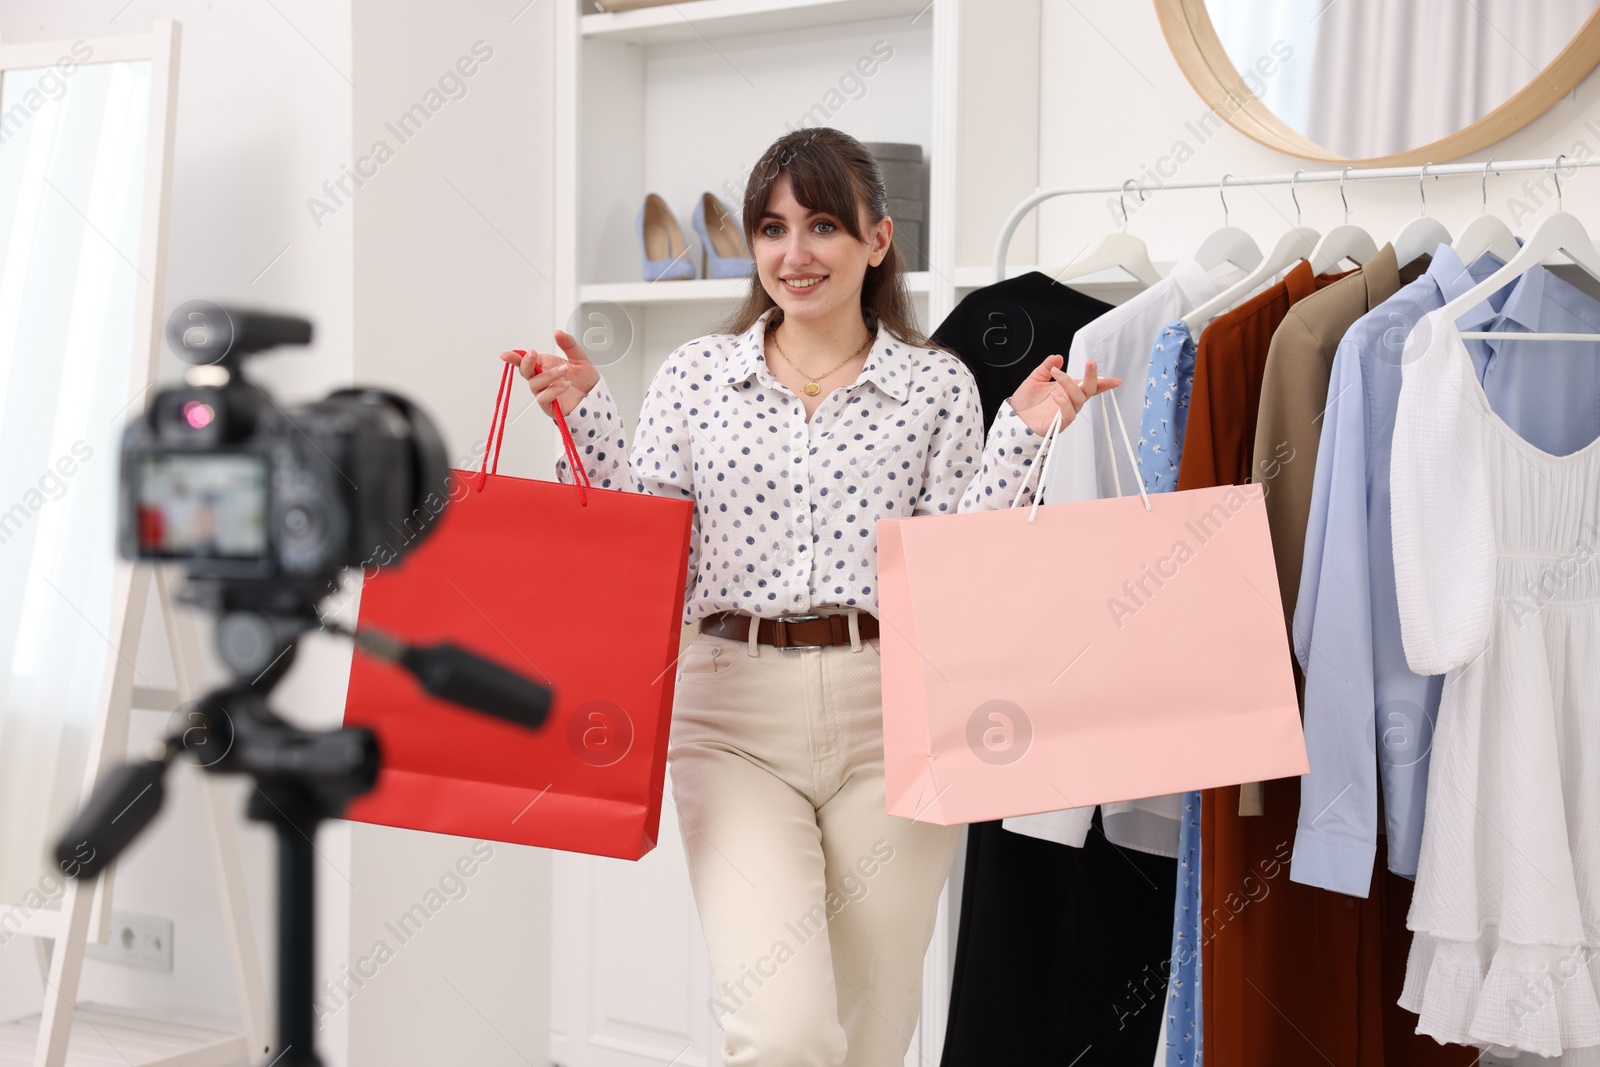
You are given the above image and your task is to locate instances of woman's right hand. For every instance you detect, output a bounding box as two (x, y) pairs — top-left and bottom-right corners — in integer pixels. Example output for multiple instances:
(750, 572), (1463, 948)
(500, 329), (602, 419)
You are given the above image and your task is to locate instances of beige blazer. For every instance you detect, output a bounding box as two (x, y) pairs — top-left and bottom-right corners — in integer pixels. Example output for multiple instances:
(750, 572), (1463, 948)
(1240, 244), (1426, 816)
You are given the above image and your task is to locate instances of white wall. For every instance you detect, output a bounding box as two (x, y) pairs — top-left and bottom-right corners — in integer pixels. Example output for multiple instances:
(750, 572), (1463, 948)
(342, 2), (554, 1064)
(0, 2), (556, 1065)
(1029, 1), (1600, 271)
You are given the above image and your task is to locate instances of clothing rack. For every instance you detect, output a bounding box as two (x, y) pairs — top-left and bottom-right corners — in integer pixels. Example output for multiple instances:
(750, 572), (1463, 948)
(992, 155), (1600, 282)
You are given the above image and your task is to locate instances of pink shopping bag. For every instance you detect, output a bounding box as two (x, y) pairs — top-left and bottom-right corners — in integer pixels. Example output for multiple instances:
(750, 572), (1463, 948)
(876, 397), (1306, 825)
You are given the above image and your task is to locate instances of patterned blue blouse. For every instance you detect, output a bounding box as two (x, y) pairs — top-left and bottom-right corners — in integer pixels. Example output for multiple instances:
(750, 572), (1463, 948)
(1136, 320), (1198, 494)
(1138, 318), (1203, 1066)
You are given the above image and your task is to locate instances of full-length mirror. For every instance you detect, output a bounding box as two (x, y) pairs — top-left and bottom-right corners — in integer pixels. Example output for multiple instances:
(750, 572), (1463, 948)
(1159, 0), (1600, 164)
(0, 55), (151, 911)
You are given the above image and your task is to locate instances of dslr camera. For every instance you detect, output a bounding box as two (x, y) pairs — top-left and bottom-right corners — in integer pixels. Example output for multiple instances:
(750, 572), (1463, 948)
(118, 300), (449, 655)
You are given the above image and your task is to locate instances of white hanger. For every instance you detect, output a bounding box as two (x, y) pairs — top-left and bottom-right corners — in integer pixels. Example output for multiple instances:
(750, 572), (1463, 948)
(1444, 156), (1600, 341)
(1191, 174), (1264, 274)
(1392, 162), (1452, 269)
(1308, 167), (1379, 274)
(1452, 159), (1520, 264)
(1183, 170), (1320, 332)
(1053, 180), (1162, 287)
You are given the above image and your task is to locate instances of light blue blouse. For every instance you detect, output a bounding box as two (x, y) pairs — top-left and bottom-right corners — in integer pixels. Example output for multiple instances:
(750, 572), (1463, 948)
(1138, 320), (1203, 1067)
(1137, 320), (1197, 493)
(1290, 247), (1600, 896)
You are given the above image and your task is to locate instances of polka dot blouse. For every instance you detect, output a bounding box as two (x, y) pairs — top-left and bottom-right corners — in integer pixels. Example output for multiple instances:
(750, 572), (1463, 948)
(555, 306), (1046, 626)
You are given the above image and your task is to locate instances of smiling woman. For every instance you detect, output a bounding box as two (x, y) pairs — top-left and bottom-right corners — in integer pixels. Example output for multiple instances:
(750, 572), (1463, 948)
(504, 125), (1121, 1066)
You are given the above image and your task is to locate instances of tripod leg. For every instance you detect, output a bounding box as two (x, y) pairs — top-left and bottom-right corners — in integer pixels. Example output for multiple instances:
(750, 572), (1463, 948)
(275, 828), (323, 1067)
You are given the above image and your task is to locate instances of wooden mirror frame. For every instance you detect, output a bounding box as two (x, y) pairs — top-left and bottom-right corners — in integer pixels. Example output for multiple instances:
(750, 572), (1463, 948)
(1155, 0), (1600, 165)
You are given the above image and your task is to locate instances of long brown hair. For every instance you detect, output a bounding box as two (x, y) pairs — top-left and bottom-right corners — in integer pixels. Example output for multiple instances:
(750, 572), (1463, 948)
(716, 127), (932, 348)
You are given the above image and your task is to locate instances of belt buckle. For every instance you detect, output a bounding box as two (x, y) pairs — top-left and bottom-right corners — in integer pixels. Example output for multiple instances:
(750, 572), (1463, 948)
(774, 613), (826, 651)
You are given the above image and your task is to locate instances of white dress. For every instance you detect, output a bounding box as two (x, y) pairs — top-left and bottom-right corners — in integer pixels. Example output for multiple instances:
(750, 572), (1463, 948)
(1392, 307), (1600, 1060)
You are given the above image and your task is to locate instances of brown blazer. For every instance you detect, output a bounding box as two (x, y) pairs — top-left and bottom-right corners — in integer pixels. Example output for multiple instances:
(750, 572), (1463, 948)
(1176, 260), (1342, 492)
(1178, 259), (1348, 817)
(1188, 254), (1474, 1067)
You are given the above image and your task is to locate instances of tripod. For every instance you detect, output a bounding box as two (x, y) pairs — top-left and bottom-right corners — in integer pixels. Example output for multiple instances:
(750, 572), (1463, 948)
(55, 601), (549, 1066)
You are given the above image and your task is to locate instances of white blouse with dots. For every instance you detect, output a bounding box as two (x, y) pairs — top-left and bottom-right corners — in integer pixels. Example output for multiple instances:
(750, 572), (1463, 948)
(554, 306), (1046, 625)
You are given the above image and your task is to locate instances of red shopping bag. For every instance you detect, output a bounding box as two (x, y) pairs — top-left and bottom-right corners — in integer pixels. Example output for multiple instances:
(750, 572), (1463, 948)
(341, 358), (693, 859)
(877, 398), (1306, 825)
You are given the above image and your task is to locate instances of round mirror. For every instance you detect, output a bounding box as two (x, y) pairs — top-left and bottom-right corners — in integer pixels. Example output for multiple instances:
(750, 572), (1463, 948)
(1157, 0), (1600, 164)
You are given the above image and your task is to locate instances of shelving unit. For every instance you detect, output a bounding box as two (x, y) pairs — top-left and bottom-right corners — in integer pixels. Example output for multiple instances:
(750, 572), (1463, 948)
(581, 0), (933, 45)
(554, 0), (1047, 426)
(549, 3), (1048, 1064)
(578, 268), (932, 306)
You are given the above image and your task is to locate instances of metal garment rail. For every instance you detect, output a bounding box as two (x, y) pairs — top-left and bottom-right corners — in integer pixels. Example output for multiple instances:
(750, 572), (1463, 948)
(992, 154), (1600, 283)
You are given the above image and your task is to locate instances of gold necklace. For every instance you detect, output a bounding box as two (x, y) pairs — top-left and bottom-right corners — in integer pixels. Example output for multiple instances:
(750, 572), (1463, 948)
(769, 320), (874, 396)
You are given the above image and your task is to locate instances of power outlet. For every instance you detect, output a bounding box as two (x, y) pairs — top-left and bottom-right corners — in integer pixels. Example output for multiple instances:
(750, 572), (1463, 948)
(86, 912), (173, 972)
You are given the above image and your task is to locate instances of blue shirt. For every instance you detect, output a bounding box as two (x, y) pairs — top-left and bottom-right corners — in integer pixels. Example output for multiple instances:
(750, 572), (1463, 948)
(1137, 320), (1197, 492)
(1290, 247), (1600, 896)
(1138, 321), (1205, 1066)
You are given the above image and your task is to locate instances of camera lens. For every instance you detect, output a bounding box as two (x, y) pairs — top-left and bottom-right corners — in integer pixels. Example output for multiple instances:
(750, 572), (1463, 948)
(274, 483), (341, 575)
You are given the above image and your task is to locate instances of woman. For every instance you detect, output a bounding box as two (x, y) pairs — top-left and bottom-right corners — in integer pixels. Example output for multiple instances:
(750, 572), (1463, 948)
(503, 128), (1118, 1067)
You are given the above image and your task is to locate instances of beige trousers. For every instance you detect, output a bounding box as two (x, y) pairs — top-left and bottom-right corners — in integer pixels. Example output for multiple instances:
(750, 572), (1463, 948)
(669, 608), (961, 1067)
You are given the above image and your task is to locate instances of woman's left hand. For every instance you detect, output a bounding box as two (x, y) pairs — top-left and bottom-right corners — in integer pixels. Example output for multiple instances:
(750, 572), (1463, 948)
(1007, 354), (1121, 437)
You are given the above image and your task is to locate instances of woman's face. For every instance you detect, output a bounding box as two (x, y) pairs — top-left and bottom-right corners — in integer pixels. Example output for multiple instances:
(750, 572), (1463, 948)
(753, 173), (892, 326)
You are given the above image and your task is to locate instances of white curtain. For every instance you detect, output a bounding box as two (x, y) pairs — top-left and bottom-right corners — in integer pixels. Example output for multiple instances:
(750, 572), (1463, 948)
(1305, 0), (1598, 158)
(1206, 0), (1326, 152)
(0, 59), (149, 907)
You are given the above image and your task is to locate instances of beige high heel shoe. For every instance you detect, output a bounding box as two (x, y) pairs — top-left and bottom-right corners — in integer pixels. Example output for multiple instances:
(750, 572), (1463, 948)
(637, 192), (695, 281)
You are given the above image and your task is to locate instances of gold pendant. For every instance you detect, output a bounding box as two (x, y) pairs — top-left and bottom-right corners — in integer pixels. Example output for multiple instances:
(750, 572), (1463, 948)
(804, 381), (820, 396)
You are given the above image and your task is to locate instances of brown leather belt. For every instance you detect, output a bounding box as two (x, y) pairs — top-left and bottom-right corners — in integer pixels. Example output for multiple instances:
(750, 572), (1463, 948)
(699, 610), (878, 650)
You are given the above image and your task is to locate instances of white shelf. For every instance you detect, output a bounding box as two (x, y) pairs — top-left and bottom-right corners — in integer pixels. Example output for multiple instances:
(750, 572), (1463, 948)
(953, 264), (1002, 289)
(0, 1003), (246, 1066)
(581, 270), (930, 305)
(583, 0), (933, 45)
(954, 263), (1178, 303)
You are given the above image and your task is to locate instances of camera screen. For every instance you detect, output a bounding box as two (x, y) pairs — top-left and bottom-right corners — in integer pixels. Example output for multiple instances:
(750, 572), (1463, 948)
(135, 453), (269, 560)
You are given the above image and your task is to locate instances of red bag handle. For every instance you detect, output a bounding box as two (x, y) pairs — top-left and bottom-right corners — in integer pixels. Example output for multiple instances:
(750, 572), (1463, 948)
(474, 352), (591, 505)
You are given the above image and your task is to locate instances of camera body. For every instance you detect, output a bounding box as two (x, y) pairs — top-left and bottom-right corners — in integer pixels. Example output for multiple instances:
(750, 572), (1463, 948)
(117, 303), (449, 620)
(121, 385), (418, 580)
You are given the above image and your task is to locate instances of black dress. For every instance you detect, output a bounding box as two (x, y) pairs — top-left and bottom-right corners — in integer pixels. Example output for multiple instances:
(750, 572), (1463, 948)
(932, 274), (1178, 1067)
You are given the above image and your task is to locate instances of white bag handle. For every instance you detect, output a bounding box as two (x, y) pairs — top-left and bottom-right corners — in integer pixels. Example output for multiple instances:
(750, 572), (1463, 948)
(1009, 406), (1062, 517)
(1099, 391), (1152, 512)
(1008, 392), (1152, 522)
